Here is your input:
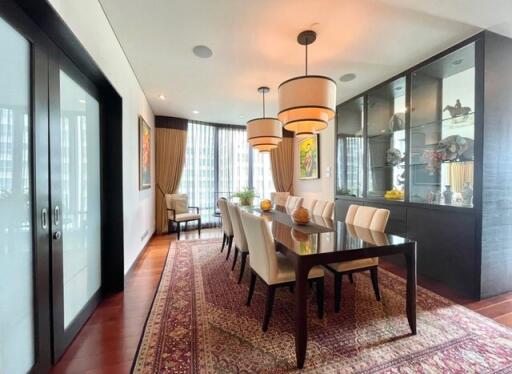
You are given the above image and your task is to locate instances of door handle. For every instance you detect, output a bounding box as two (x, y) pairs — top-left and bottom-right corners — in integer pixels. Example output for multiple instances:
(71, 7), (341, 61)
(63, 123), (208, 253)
(53, 231), (62, 240)
(54, 206), (60, 226)
(41, 208), (48, 230)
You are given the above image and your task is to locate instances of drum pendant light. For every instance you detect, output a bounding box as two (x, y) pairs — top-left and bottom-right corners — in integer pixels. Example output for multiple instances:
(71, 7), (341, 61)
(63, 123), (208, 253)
(247, 87), (282, 152)
(278, 30), (337, 136)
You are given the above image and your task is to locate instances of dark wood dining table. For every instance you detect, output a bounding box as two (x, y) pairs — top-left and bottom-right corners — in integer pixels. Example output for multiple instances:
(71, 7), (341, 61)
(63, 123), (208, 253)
(246, 206), (417, 369)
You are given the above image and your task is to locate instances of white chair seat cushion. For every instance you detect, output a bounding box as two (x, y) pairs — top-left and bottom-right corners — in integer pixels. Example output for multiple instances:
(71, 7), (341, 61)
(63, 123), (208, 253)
(327, 257), (379, 272)
(269, 253), (324, 285)
(169, 212), (200, 222)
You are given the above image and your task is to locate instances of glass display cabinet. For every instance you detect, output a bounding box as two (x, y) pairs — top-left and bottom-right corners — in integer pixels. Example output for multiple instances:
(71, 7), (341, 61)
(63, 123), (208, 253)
(336, 97), (364, 197)
(409, 43), (475, 207)
(334, 31), (512, 299)
(367, 77), (406, 200)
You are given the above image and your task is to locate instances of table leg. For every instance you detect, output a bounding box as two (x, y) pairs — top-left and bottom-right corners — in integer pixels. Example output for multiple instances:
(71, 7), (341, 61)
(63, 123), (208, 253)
(294, 260), (310, 369)
(404, 243), (417, 334)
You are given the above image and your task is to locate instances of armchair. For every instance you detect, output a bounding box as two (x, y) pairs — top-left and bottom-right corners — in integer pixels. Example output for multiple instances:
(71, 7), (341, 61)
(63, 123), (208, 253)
(165, 193), (201, 240)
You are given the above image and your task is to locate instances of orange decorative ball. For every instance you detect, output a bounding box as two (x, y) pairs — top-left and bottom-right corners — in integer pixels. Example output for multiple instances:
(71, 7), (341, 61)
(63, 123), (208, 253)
(260, 199), (272, 211)
(292, 207), (310, 225)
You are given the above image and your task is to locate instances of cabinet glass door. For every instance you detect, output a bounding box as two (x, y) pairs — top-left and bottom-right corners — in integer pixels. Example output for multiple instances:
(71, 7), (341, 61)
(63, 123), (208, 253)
(0, 16), (34, 374)
(367, 77), (406, 201)
(409, 43), (475, 207)
(336, 97), (364, 197)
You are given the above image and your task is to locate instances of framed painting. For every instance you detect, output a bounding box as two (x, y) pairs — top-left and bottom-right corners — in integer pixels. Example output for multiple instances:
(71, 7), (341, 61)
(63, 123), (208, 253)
(139, 116), (151, 190)
(298, 134), (319, 180)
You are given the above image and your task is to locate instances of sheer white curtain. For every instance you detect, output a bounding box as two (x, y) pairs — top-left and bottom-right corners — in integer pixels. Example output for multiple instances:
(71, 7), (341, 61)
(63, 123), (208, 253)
(178, 122), (276, 226)
(252, 150), (275, 202)
(179, 122), (216, 223)
(218, 126), (249, 196)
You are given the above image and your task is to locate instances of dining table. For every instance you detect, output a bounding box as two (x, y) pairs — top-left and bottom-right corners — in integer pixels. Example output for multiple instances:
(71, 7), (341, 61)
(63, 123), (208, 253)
(245, 206), (417, 369)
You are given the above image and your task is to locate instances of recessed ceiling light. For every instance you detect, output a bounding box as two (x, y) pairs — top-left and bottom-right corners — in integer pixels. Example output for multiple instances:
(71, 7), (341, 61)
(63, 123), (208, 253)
(395, 86), (403, 91)
(78, 99), (86, 104)
(158, 94), (166, 100)
(192, 110), (199, 114)
(452, 59), (463, 65)
(193, 45), (213, 58)
(339, 73), (356, 82)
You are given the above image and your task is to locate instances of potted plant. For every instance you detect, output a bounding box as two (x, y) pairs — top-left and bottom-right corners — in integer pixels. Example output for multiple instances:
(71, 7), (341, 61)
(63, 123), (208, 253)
(233, 187), (256, 206)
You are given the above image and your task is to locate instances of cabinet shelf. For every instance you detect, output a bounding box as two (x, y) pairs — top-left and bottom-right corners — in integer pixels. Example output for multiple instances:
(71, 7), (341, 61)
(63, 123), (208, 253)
(410, 112), (474, 130)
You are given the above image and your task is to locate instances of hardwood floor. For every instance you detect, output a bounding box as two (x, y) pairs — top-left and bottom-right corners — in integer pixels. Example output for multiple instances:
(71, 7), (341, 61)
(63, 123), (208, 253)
(52, 228), (512, 373)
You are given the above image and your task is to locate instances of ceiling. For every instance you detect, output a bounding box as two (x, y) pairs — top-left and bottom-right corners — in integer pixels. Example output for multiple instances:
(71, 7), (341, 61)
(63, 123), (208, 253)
(98, 0), (512, 125)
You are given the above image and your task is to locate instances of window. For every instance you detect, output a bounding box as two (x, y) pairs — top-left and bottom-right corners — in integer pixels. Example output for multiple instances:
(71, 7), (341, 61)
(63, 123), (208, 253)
(179, 121), (275, 225)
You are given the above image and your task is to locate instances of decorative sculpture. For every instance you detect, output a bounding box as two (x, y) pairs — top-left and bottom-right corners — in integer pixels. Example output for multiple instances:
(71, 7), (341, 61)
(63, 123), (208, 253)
(443, 99), (471, 119)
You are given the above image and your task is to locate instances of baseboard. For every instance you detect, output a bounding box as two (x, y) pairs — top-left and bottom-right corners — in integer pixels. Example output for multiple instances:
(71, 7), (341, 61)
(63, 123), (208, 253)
(125, 229), (156, 280)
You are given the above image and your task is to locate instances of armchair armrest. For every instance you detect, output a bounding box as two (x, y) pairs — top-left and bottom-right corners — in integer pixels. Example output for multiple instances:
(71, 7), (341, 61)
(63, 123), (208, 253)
(167, 208), (177, 221)
(189, 206), (200, 214)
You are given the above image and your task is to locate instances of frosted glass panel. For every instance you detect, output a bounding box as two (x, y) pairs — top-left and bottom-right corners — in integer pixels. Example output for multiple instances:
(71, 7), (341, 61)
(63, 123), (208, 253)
(60, 71), (101, 329)
(0, 17), (34, 374)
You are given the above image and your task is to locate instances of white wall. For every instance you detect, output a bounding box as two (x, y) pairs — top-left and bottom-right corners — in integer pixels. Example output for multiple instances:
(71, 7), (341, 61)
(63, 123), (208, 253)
(293, 119), (336, 203)
(48, 0), (156, 274)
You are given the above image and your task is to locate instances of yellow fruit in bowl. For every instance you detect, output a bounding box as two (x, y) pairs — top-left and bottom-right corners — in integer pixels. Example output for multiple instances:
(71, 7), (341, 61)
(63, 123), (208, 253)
(384, 189), (404, 200)
(292, 207), (310, 225)
(260, 199), (272, 212)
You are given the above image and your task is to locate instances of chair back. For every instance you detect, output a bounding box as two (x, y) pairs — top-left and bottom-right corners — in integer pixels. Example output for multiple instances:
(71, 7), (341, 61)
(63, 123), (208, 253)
(312, 200), (335, 218)
(217, 198), (233, 236)
(285, 196), (303, 212)
(240, 211), (278, 284)
(227, 202), (248, 252)
(165, 193), (187, 210)
(270, 192), (290, 207)
(302, 198), (317, 211)
(345, 204), (390, 232)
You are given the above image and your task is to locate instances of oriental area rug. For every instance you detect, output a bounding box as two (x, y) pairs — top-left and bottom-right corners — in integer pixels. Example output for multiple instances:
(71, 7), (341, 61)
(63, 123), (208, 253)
(133, 239), (512, 373)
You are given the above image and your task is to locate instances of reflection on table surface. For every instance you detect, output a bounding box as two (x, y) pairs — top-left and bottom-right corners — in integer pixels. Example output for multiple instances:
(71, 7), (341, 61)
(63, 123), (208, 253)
(241, 206), (412, 256)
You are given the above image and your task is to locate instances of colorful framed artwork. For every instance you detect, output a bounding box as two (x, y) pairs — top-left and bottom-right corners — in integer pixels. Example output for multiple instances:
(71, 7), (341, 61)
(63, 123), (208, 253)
(139, 116), (151, 190)
(298, 134), (319, 180)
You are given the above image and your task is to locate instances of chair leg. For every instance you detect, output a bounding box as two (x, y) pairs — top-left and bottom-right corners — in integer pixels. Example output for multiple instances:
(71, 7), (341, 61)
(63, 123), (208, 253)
(370, 267), (381, 301)
(262, 286), (276, 332)
(247, 271), (257, 306)
(289, 285), (294, 293)
(177, 222), (181, 240)
(349, 273), (354, 284)
(184, 221), (188, 231)
(334, 272), (342, 313)
(238, 252), (247, 284)
(168, 220), (172, 235)
(198, 219), (201, 237)
(226, 236), (233, 261)
(221, 234), (226, 252)
(231, 247), (239, 271)
(316, 278), (324, 319)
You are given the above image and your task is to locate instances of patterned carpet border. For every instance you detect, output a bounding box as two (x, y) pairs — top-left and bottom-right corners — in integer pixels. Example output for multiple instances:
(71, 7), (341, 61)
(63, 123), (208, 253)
(132, 238), (512, 373)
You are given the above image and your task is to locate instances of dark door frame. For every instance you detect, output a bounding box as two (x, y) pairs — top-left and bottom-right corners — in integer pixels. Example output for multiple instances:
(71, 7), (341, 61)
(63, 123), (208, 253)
(0, 0), (125, 371)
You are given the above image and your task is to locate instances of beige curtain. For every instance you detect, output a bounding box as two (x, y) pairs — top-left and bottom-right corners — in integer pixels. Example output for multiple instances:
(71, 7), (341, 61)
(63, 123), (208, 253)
(155, 117), (188, 234)
(447, 161), (474, 192)
(270, 131), (294, 193)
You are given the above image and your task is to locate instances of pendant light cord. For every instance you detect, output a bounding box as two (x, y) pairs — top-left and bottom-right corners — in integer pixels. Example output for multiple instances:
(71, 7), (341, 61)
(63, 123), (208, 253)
(305, 43), (308, 76)
(262, 90), (266, 118)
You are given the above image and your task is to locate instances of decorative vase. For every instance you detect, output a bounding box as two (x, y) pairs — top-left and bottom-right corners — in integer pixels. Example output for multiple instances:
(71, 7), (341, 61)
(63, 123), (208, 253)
(462, 182), (473, 206)
(291, 207), (310, 225)
(260, 199), (272, 211)
(443, 185), (453, 204)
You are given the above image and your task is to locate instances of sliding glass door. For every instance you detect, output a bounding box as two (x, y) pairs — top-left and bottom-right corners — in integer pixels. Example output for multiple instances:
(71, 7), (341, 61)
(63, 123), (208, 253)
(0, 15), (34, 374)
(51, 61), (102, 359)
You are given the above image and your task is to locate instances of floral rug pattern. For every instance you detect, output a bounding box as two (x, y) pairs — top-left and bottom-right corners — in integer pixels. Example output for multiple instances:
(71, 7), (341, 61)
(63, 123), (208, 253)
(133, 239), (512, 373)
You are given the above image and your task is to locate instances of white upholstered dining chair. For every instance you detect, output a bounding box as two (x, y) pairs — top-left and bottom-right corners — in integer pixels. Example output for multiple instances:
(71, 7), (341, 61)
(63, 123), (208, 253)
(217, 198), (234, 260)
(302, 198), (317, 211)
(227, 202), (249, 283)
(285, 196), (303, 212)
(270, 192), (290, 207)
(325, 204), (390, 312)
(311, 200), (335, 218)
(240, 210), (325, 331)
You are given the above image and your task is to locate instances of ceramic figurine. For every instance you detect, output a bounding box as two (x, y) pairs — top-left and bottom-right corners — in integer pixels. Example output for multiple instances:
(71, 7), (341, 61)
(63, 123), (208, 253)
(443, 185), (453, 204)
(462, 182), (473, 206)
(388, 112), (405, 131)
(443, 99), (471, 119)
